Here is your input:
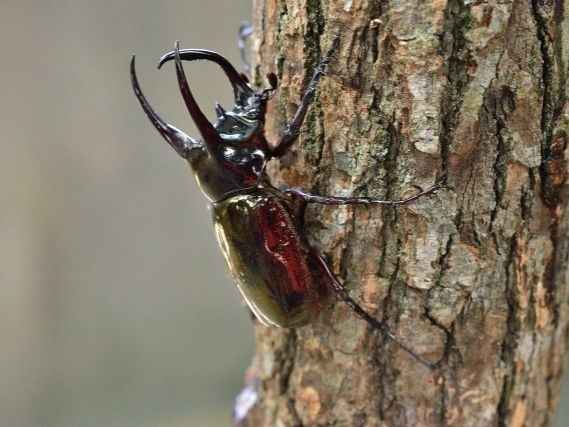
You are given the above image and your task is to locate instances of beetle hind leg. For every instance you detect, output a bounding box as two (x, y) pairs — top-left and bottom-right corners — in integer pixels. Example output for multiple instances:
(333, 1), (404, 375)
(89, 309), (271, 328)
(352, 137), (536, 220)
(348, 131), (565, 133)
(314, 253), (437, 369)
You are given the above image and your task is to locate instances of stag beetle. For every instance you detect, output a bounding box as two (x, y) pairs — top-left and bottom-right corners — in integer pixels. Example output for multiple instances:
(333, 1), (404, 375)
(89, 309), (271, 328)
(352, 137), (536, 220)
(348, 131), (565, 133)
(130, 40), (442, 368)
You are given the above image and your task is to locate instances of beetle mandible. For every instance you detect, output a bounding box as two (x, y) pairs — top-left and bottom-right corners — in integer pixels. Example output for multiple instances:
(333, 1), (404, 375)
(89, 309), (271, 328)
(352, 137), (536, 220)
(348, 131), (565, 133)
(130, 40), (442, 368)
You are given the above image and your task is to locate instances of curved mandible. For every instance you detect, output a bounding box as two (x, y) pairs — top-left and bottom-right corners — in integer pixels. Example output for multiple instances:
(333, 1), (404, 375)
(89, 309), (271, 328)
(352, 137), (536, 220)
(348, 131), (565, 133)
(158, 47), (254, 104)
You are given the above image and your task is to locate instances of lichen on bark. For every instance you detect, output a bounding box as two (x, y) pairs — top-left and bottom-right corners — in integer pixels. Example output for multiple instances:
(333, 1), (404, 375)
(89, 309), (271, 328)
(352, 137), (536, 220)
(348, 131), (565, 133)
(238, 1), (569, 426)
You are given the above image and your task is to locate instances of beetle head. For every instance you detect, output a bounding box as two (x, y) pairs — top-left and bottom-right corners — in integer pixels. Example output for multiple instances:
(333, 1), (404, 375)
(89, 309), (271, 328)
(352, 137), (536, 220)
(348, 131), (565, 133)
(132, 43), (278, 202)
(158, 47), (275, 147)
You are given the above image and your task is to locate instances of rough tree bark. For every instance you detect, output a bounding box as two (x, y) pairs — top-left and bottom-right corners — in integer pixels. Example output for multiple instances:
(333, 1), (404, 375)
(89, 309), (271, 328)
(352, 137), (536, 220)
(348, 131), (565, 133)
(237, 1), (569, 426)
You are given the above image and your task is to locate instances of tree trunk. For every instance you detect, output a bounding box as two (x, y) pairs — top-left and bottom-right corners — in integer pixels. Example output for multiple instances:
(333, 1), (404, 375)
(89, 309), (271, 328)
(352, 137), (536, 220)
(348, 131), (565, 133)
(237, 1), (569, 426)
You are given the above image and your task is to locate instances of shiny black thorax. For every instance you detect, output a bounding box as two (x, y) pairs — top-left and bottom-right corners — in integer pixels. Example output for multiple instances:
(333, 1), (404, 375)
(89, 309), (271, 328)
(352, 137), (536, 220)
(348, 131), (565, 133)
(190, 97), (272, 202)
(150, 46), (275, 203)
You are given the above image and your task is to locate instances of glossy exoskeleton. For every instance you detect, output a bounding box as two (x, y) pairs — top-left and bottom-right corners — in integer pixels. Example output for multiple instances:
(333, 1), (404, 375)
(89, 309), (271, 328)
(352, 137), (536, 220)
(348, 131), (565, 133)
(130, 41), (441, 368)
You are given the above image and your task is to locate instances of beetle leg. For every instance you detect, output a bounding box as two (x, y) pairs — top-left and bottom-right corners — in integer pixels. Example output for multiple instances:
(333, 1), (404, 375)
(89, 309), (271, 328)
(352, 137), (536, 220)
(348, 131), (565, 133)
(283, 179), (444, 206)
(130, 56), (201, 159)
(271, 38), (339, 158)
(314, 253), (437, 369)
(238, 22), (253, 77)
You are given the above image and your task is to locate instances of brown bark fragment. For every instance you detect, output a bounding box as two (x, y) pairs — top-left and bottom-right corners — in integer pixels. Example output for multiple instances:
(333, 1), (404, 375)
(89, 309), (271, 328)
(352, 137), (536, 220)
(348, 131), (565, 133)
(239, 1), (569, 426)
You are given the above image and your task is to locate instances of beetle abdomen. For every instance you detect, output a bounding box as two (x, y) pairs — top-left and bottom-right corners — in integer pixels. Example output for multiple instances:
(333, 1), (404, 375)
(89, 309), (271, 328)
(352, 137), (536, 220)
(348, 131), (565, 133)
(212, 190), (330, 327)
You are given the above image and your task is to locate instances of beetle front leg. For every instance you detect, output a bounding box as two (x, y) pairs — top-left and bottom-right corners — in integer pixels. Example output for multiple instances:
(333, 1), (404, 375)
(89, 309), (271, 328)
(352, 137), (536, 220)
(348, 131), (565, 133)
(271, 39), (339, 158)
(283, 179), (444, 207)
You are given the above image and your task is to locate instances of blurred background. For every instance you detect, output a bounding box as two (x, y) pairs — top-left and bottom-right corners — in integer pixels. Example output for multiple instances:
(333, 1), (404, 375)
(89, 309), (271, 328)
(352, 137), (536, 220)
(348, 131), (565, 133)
(0, 1), (567, 426)
(1, 0), (253, 426)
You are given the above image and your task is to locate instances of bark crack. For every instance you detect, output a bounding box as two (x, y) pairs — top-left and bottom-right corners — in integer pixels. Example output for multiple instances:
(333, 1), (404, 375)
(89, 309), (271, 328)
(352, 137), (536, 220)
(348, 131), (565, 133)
(531, 0), (555, 152)
(497, 235), (520, 427)
(531, 0), (566, 205)
(531, 0), (566, 336)
(489, 86), (514, 232)
(439, 0), (473, 179)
